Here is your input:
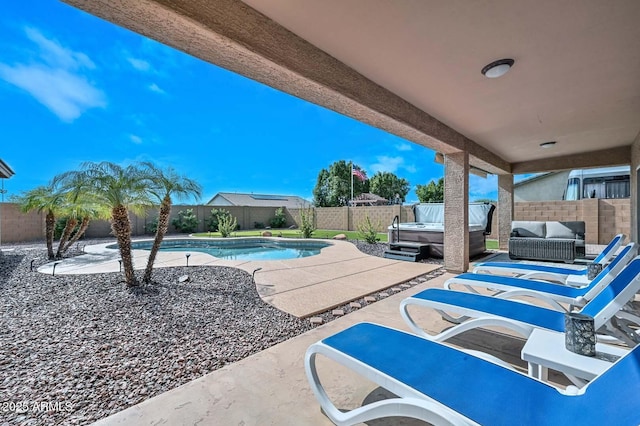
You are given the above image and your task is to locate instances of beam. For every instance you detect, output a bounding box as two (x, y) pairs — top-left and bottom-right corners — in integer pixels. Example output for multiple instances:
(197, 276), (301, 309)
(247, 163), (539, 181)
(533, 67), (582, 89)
(63, 0), (511, 173)
(512, 146), (631, 174)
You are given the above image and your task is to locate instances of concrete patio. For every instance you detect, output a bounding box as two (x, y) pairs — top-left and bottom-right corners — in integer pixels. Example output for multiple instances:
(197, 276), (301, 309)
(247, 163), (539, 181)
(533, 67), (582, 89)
(92, 271), (538, 426)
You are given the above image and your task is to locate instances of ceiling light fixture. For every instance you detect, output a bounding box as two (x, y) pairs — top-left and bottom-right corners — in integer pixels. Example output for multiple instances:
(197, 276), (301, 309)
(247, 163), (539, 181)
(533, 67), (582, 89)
(540, 141), (557, 148)
(481, 58), (515, 78)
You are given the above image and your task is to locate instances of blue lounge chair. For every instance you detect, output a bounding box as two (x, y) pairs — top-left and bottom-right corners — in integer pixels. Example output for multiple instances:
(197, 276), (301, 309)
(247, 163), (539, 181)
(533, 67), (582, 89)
(445, 243), (636, 310)
(306, 322), (640, 425)
(400, 256), (640, 345)
(473, 233), (625, 282)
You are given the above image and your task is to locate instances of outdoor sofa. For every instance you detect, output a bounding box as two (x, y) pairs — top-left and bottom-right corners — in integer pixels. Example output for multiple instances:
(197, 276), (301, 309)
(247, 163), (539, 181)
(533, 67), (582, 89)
(509, 220), (586, 262)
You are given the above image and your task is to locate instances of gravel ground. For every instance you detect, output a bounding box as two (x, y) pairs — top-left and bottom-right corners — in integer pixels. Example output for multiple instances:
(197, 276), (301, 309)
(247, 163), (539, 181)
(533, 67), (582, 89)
(0, 238), (442, 426)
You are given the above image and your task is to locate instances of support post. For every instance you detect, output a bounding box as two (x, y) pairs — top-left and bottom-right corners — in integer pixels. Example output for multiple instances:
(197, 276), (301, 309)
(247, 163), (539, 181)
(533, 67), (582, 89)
(632, 135), (640, 244)
(498, 174), (514, 251)
(444, 152), (469, 273)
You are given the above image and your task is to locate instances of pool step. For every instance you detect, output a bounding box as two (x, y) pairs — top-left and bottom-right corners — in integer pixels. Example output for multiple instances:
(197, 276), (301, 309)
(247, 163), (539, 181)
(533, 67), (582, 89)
(383, 242), (430, 262)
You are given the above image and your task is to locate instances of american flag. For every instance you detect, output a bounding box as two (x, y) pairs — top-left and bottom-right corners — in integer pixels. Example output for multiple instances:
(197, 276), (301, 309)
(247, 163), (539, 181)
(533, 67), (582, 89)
(352, 168), (367, 181)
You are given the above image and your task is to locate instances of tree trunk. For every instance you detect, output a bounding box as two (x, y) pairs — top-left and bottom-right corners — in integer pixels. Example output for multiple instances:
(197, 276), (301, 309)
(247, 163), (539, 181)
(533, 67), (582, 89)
(56, 217), (78, 258)
(143, 196), (171, 283)
(45, 211), (55, 260)
(111, 205), (137, 287)
(62, 217), (90, 253)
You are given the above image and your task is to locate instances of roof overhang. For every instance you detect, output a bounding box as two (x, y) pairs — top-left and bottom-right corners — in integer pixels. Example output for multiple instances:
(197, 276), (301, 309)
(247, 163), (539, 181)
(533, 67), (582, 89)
(62, 0), (640, 175)
(0, 159), (15, 179)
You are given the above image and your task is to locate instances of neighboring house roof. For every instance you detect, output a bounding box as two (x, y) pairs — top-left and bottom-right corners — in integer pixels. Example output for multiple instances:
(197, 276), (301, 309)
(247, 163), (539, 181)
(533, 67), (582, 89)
(514, 172), (554, 187)
(349, 192), (388, 206)
(206, 192), (311, 208)
(0, 159), (15, 179)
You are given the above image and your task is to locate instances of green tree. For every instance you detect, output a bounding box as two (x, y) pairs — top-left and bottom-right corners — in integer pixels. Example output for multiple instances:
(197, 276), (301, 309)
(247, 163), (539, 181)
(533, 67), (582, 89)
(53, 171), (107, 258)
(55, 194), (105, 257)
(416, 177), (444, 202)
(14, 184), (66, 259)
(312, 169), (330, 207)
(141, 163), (202, 284)
(369, 171), (410, 203)
(312, 160), (368, 207)
(57, 162), (153, 287)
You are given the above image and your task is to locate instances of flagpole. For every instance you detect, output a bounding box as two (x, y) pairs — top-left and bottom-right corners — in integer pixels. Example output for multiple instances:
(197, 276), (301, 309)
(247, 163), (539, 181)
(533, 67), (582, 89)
(350, 162), (354, 203)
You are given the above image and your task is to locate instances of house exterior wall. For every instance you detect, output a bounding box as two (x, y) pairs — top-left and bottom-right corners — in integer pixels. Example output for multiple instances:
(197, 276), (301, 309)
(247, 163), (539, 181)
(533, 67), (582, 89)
(514, 171), (570, 202)
(207, 195), (233, 206)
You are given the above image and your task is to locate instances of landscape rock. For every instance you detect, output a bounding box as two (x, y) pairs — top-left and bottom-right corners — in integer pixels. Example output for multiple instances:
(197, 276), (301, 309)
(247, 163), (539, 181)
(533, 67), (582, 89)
(333, 234), (347, 240)
(0, 239), (312, 425)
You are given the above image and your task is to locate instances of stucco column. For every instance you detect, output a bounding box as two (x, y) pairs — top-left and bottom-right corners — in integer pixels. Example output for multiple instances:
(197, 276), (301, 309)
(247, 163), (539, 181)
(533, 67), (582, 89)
(497, 174), (514, 250)
(444, 152), (469, 273)
(631, 133), (640, 243)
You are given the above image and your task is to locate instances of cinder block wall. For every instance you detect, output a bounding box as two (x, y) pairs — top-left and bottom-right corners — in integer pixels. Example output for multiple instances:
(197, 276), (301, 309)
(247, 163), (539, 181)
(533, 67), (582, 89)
(599, 199), (631, 244)
(1, 200), (631, 244)
(348, 205), (414, 232)
(0, 203), (44, 243)
(289, 206), (415, 232)
(510, 199), (630, 244)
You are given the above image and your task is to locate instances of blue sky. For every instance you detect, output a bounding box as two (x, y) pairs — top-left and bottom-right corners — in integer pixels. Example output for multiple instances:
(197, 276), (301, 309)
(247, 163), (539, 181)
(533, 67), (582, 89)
(0, 0), (502, 204)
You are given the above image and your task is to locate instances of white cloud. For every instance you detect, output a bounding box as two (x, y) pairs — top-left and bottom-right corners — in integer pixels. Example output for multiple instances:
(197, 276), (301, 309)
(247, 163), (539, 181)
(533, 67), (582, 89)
(148, 83), (165, 94)
(127, 57), (151, 72)
(370, 156), (403, 173)
(0, 27), (105, 122)
(129, 134), (143, 144)
(369, 155), (417, 175)
(0, 64), (105, 122)
(395, 142), (413, 151)
(25, 27), (95, 70)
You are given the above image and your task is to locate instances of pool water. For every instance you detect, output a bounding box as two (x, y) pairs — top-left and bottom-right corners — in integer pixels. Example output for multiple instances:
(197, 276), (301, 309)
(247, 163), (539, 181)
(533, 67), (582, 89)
(121, 238), (330, 261)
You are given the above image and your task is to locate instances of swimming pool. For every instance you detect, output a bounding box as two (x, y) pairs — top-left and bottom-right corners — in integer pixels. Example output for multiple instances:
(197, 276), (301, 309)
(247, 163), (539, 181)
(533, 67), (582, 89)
(117, 238), (331, 261)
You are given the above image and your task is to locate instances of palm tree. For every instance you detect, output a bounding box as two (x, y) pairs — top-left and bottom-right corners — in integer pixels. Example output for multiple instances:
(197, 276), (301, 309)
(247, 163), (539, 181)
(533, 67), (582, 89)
(15, 184), (66, 259)
(141, 162), (202, 283)
(56, 194), (108, 257)
(53, 170), (110, 257)
(57, 162), (152, 287)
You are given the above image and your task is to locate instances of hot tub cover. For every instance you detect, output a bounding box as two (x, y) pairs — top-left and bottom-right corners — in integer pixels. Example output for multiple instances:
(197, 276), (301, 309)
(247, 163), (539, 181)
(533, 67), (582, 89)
(413, 203), (494, 230)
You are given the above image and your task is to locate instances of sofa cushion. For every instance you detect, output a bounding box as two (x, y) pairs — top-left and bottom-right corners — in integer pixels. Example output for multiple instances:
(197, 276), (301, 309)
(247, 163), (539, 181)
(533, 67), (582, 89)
(546, 221), (585, 239)
(511, 221), (546, 238)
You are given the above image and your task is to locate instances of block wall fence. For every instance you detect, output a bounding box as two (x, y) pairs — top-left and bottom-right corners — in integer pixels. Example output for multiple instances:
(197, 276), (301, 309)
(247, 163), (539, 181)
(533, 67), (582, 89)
(0, 199), (631, 246)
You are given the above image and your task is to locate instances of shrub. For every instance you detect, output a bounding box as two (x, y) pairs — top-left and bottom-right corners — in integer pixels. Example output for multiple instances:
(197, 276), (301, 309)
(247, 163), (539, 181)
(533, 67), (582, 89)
(254, 221), (265, 229)
(218, 214), (238, 238)
(269, 207), (287, 228)
(171, 209), (199, 233)
(298, 207), (316, 238)
(207, 208), (233, 232)
(357, 215), (381, 244)
(145, 216), (159, 234)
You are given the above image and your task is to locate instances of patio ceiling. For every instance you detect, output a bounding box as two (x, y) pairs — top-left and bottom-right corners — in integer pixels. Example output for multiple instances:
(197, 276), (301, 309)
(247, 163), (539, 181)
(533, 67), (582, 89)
(64, 0), (640, 174)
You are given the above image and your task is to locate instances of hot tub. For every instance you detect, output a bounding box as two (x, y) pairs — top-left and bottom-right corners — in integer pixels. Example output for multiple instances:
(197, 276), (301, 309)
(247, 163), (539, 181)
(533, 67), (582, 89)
(388, 203), (495, 258)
